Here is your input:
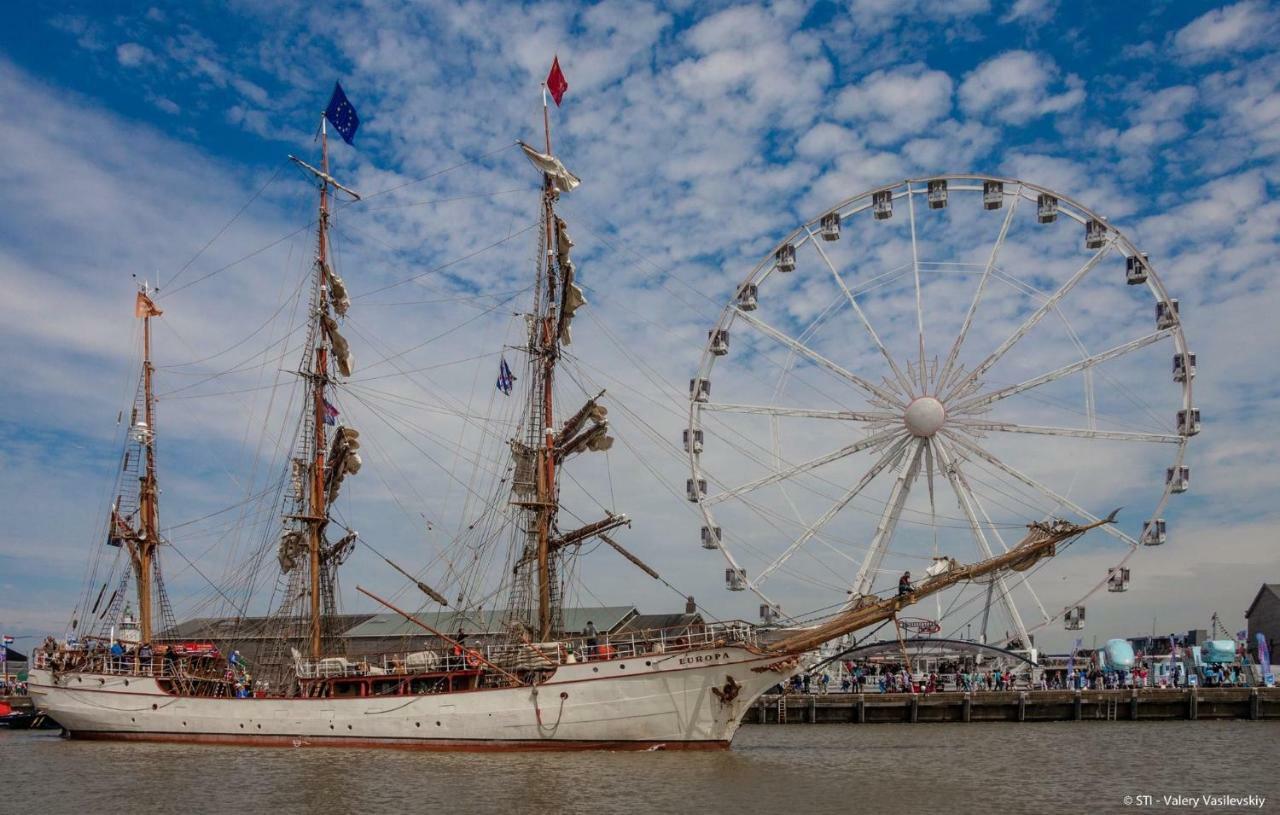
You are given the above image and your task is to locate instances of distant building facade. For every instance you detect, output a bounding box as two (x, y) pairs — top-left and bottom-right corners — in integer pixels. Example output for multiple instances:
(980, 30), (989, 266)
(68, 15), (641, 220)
(1246, 584), (1280, 664)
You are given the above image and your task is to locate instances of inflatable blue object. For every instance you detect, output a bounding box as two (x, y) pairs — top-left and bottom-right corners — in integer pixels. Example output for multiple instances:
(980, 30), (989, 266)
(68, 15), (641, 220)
(1104, 639), (1136, 669)
(1201, 640), (1236, 664)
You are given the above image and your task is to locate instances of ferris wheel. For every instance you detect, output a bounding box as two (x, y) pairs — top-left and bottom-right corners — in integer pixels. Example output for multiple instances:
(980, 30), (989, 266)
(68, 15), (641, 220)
(686, 176), (1195, 647)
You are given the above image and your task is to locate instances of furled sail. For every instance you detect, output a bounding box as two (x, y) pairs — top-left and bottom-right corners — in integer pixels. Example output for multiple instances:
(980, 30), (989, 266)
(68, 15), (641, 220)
(323, 262), (351, 316)
(278, 529), (306, 573)
(322, 314), (355, 377)
(325, 426), (362, 504)
(518, 141), (581, 193)
(554, 216), (586, 344)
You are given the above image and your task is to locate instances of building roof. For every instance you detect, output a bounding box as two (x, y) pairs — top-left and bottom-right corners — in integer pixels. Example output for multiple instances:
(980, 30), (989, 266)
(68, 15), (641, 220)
(157, 614), (376, 641)
(340, 606), (638, 640)
(1246, 584), (1280, 619)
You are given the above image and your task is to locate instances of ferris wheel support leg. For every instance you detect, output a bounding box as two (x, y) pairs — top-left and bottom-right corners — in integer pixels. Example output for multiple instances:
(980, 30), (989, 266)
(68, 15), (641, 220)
(847, 439), (926, 604)
(931, 436), (1032, 651)
(965, 464), (1053, 626)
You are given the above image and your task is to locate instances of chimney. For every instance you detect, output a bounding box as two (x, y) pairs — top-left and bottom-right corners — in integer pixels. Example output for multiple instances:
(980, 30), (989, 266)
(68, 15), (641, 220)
(685, 595), (696, 614)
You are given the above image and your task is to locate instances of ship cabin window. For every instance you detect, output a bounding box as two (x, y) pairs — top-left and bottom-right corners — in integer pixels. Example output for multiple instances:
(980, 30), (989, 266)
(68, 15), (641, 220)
(331, 679), (366, 698)
(371, 679), (402, 696)
(927, 179), (947, 209)
(983, 180), (1003, 210)
(1037, 193), (1058, 224)
(410, 676), (449, 694)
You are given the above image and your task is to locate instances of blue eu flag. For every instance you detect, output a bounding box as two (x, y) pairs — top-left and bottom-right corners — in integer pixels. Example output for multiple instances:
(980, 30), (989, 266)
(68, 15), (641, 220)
(325, 81), (359, 145)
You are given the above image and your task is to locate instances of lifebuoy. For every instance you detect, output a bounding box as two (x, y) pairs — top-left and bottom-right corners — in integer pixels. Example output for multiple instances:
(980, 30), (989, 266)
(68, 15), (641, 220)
(466, 649), (482, 668)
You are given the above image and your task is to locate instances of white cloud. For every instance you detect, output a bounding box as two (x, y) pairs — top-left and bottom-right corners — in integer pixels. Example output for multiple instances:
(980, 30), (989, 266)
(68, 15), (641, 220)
(834, 63), (955, 144)
(848, 0), (991, 35)
(959, 49), (1085, 124)
(1172, 1), (1280, 63)
(1000, 0), (1058, 26)
(116, 42), (154, 68)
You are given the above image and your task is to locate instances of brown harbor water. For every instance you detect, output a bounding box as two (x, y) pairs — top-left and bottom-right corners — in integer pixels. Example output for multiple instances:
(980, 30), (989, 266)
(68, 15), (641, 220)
(4, 722), (1277, 814)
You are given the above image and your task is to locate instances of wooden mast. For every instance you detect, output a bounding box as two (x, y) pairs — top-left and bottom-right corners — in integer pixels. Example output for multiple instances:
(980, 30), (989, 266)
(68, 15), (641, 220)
(535, 86), (557, 642)
(136, 285), (160, 644)
(308, 116), (332, 659)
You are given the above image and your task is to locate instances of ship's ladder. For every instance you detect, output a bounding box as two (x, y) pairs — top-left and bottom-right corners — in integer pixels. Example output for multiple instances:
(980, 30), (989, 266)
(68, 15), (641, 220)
(777, 695), (787, 724)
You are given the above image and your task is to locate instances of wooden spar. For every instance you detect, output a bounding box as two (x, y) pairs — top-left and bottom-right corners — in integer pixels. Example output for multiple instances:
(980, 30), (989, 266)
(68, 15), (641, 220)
(766, 513), (1119, 655)
(599, 534), (659, 580)
(356, 586), (522, 686)
(134, 286), (161, 644)
(308, 116), (331, 660)
(535, 90), (559, 643)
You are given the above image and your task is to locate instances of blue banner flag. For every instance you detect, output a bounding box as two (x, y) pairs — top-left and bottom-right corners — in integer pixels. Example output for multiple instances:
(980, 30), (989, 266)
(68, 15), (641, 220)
(325, 82), (359, 145)
(496, 357), (515, 395)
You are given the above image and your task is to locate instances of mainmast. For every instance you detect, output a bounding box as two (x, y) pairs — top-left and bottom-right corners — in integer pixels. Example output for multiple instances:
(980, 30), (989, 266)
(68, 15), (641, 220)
(134, 286), (162, 643)
(307, 119), (332, 659)
(515, 63), (625, 641)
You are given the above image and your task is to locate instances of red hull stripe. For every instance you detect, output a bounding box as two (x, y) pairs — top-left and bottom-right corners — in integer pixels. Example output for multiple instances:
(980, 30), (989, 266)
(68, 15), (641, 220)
(68, 730), (730, 752)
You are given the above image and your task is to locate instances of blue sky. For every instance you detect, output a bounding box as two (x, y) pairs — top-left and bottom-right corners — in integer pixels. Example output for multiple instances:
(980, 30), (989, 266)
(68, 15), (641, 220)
(1, 0), (1278, 650)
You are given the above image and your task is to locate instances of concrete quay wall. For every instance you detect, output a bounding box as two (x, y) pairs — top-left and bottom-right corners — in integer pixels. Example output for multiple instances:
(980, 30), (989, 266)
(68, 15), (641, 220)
(747, 688), (1280, 725)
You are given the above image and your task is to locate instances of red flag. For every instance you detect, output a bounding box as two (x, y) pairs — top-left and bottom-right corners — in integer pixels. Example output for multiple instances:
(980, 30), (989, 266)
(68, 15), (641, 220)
(546, 56), (568, 107)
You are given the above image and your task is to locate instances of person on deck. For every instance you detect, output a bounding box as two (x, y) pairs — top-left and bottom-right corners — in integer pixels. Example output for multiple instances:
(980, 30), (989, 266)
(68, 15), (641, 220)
(898, 572), (913, 596)
(584, 621), (599, 659)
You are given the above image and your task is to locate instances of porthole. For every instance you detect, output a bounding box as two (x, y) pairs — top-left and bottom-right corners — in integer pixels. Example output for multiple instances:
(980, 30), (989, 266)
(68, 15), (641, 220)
(347, 724), (353, 730)
(592, 667), (599, 673)
(123, 679), (130, 687)
(257, 724), (262, 730)
(130, 717), (136, 723)
(415, 722), (421, 728)
(645, 661), (651, 667)
(620, 664), (626, 670)
(151, 703), (158, 710)
(560, 692), (569, 700)
(329, 724), (334, 730)
(436, 721), (441, 727)
(239, 723), (245, 729)
(182, 721), (187, 726)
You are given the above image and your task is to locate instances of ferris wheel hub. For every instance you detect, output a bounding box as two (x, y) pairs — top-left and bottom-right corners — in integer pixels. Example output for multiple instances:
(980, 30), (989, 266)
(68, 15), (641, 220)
(903, 396), (946, 437)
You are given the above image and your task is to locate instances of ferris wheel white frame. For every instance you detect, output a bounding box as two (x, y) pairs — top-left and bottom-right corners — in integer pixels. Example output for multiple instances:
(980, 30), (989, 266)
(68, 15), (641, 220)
(685, 175), (1195, 645)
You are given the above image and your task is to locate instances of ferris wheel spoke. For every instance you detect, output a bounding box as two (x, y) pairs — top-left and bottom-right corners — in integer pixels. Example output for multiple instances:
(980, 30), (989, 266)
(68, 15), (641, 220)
(943, 238), (1118, 402)
(704, 426), (902, 506)
(805, 226), (916, 397)
(952, 328), (1175, 414)
(943, 430), (1140, 547)
(907, 184), (927, 391)
(701, 402), (896, 422)
(732, 308), (906, 407)
(930, 436), (1032, 648)
(939, 186), (1022, 389)
(848, 439), (927, 602)
(950, 419), (1181, 444)
(755, 435), (913, 587)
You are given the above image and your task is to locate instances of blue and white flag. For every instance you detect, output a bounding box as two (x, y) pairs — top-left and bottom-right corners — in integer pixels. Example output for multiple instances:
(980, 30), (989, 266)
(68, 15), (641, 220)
(496, 357), (515, 395)
(1, 635), (12, 645)
(325, 81), (360, 145)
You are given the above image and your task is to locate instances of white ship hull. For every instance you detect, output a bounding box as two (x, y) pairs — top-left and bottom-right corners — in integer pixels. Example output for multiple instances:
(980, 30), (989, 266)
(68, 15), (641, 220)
(28, 645), (790, 750)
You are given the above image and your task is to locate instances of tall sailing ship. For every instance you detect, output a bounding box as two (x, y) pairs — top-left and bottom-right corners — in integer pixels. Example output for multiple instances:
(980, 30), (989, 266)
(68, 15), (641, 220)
(29, 76), (1111, 750)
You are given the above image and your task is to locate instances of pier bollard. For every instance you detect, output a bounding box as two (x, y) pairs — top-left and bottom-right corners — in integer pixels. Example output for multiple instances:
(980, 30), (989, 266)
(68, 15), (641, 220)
(909, 694), (919, 723)
(1130, 688), (1139, 721)
(1073, 690), (1082, 721)
(1250, 687), (1260, 721)
(807, 695), (817, 724)
(962, 693), (971, 723)
(1018, 692), (1026, 722)
(855, 694), (865, 724)
(1188, 688), (1198, 721)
